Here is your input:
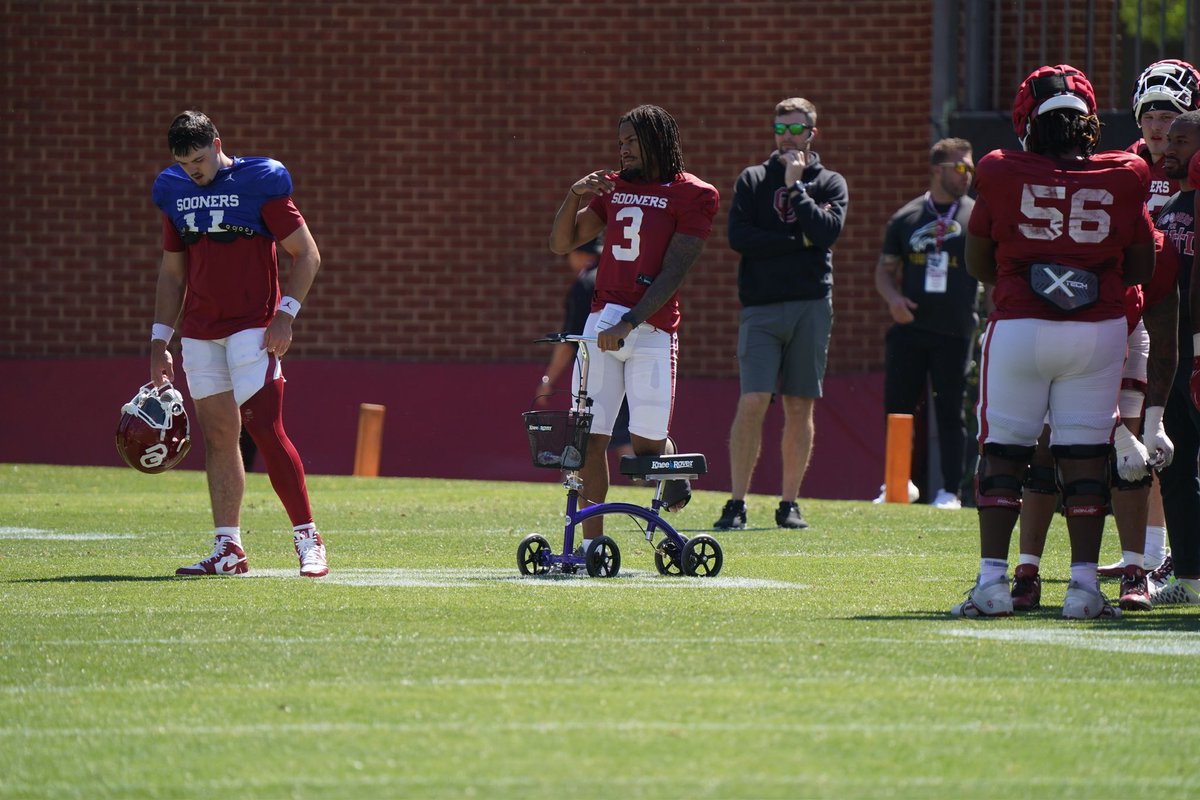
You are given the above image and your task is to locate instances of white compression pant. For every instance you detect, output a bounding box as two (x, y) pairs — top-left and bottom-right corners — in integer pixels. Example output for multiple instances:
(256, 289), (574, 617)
(575, 303), (677, 441)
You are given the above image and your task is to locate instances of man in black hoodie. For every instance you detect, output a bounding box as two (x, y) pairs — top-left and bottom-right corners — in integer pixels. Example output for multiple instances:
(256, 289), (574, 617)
(714, 97), (849, 530)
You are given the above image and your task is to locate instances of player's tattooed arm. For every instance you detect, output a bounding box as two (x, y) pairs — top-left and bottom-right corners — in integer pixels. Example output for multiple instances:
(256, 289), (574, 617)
(627, 233), (706, 323)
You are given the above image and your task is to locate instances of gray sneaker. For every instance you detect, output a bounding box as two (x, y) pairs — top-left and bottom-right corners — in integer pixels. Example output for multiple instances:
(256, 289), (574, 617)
(775, 501), (808, 529)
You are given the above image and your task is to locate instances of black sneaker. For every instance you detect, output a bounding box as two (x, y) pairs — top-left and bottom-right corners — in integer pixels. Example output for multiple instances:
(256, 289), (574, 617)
(775, 501), (808, 529)
(713, 499), (747, 530)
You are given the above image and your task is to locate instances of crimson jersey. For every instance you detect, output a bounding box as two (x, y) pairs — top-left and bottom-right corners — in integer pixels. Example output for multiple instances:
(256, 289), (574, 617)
(153, 157), (305, 340)
(586, 171), (719, 333)
(968, 149), (1153, 322)
(1126, 140), (1179, 220)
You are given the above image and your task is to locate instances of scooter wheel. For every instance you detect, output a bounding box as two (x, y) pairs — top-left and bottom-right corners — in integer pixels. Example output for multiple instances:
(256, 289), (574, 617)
(682, 534), (723, 577)
(585, 535), (621, 578)
(517, 534), (552, 575)
(654, 537), (684, 575)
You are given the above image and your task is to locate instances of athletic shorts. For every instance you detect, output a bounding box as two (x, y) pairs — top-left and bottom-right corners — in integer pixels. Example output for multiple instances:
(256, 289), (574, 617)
(977, 316), (1125, 447)
(575, 303), (677, 441)
(737, 298), (833, 397)
(181, 328), (282, 406)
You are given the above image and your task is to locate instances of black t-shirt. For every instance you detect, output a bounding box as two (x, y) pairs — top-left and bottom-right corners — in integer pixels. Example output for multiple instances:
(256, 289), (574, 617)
(562, 266), (597, 335)
(1157, 189), (1196, 363)
(881, 193), (979, 340)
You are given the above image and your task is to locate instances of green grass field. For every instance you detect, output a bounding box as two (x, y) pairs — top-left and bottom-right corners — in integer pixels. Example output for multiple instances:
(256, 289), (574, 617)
(1, 463), (1198, 799)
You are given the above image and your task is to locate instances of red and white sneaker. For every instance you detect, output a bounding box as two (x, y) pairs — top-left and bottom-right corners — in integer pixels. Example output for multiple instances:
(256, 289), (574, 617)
(1117, 564), (1152, 612)
(294, 529), (329, 578)
(1010, 564), (1041, 611)
(176, 535), (248, 576)
(1097, 558), (1135, 578)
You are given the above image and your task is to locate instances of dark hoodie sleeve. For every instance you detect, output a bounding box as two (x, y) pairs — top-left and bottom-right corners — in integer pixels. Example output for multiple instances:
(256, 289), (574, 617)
(788, 168), (848, 250)
(727, 167), (811, 258)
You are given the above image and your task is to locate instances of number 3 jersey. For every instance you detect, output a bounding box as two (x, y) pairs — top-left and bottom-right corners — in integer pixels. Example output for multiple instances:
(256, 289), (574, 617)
(968, 148), (1153, 322)
(152, 157), (306, 340)
(586, 172), (719, 334)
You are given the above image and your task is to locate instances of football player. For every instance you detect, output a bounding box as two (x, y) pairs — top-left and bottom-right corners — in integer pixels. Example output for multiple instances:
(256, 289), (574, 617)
(548, 104), (719, 550)
(1147, 110), (1200, 606)
(952, 65), (1155, 619)
(149, 111), (328, 578)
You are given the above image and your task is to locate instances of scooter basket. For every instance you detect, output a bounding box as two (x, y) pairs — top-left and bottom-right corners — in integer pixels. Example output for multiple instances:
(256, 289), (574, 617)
(523, 410), (592, 469)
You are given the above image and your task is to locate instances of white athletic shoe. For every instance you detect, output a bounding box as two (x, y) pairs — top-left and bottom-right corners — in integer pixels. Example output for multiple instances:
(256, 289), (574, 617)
(950, 576), (1013, 618)
(294, 529), (329, 578)
(176, 535), (248, 576)
(931, 490), (962, 509)
(1062, 581), (1121, 619)
(873, 480), (919, 504)
(1148, 576), (1200, 607)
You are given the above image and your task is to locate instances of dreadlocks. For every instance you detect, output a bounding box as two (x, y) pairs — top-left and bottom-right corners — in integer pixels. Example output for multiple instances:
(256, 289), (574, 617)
(1026, 108), (1101, 158)
(619, 105), (686, 182)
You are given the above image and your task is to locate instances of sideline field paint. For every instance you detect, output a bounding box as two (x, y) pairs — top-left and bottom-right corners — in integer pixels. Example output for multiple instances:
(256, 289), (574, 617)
(941, 627), (1200, 656)
(0, 527), (135, 540)
(245, 567), (803, 590)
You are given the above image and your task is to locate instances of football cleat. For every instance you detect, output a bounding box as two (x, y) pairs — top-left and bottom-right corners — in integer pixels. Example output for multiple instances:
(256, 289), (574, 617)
(294, 529), (329, 578)
(1148, 554), (1174, 589)
(176, 535), (248, 576)
(1062, 581), (1121, 619)
(116, 381), (192, 474)
(1010, 564), (1042, 611)
(951, 576), (1013, 618)
(1148, 576), (1200, 607)
(1118, 564), (1152, 612)
(1097, 558), (1135, 578)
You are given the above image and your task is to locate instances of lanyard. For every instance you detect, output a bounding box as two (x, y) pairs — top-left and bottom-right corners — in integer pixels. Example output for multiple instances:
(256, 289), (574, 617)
(924, 193), (958, 252)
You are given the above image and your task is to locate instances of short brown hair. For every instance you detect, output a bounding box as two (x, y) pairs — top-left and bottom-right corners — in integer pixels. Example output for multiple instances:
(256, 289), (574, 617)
(930, 137), (972, 164)
(775, 97), (817, 125)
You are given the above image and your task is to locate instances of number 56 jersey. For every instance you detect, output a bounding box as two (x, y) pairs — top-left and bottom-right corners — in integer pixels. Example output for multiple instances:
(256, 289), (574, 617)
(968, 149), (1153, 322)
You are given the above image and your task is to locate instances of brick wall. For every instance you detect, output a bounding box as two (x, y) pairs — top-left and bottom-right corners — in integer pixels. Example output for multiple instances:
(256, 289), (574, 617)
(0, 1), (1116, 379)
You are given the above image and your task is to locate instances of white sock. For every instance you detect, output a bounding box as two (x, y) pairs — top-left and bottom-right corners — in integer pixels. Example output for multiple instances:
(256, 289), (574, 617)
(1144, 526), (1167, 567)
(1122, 550), (1144, 571)
(979, 558), (1008, 585)
(293, 523), (316, 537)
(1017, 553), (1041, 568)
(1070, 562), (1098, 589)
(215, 526), (241, 545)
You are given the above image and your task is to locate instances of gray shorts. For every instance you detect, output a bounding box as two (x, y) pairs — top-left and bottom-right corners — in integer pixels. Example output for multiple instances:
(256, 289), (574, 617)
(737, 298), (833, 397)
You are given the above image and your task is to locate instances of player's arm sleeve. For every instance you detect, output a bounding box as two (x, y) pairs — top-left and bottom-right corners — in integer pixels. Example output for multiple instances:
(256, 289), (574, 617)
(262, 197), (306, 241)
(727, 171), (804, 257)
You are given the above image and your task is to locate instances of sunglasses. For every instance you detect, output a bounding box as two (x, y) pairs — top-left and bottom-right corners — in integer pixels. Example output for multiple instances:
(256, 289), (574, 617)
(773, 122), (812, 136)
(938, 161), (975, 175)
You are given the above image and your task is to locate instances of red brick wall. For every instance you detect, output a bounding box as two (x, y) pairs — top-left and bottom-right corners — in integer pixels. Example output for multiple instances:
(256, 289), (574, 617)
(0, 1), (1117, 379)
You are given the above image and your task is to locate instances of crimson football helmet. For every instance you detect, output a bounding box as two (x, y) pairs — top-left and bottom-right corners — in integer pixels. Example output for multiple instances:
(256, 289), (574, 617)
(1012, 64), (1097, 149)
(1132, 59), (1200, 121)
(115, 381), (192, 474)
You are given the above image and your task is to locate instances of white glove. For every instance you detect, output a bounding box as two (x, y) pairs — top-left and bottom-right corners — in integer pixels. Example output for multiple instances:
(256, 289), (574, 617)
(1113, 425), (1150, 482)
(1141, 406), (1174, 469)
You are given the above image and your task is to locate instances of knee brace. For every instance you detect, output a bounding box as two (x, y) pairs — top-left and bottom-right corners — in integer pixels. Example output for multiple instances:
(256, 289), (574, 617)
(975, 442), (1035, 511)
(1022, 464), (1058, 495)
(1050, 443), (1111, 518)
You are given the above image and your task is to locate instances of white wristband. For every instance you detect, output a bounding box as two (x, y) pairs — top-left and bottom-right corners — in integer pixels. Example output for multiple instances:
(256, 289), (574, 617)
(1193, 332), (1200, 354)
(277, 295), (301, 318)
(151, 323), (174, 343)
